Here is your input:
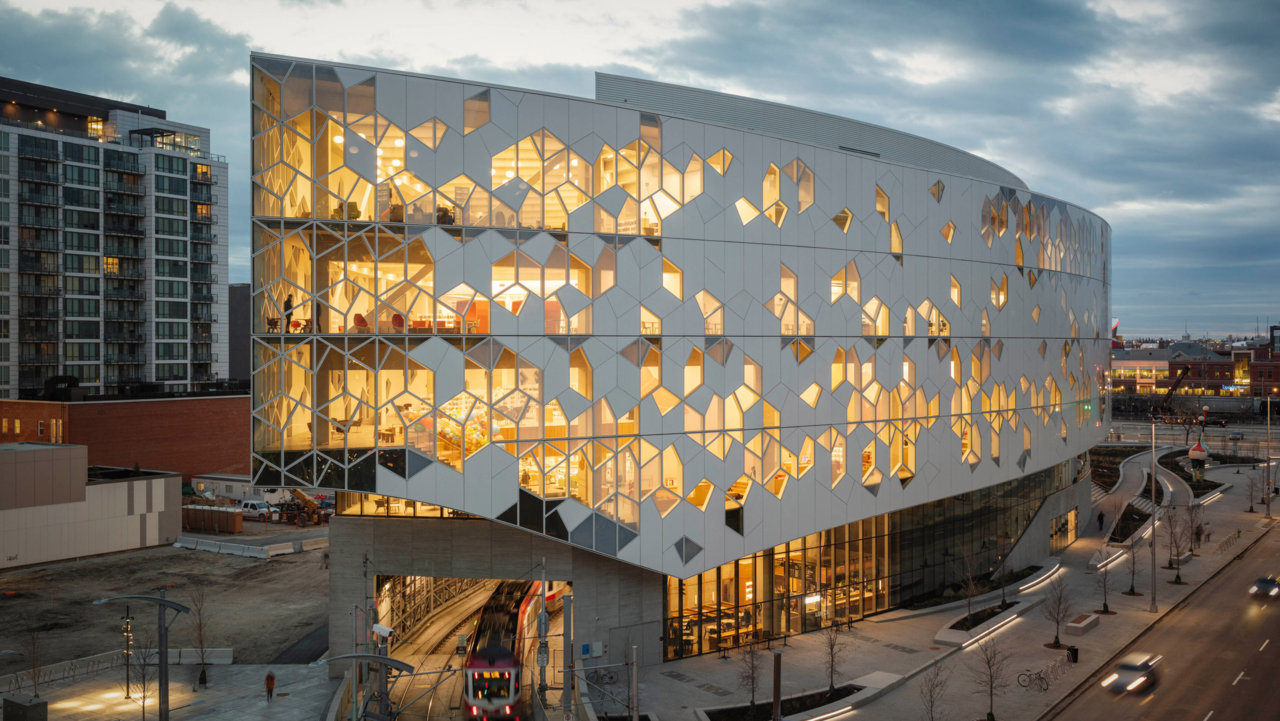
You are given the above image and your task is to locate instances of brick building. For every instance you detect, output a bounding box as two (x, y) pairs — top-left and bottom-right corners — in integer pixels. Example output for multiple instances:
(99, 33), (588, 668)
(0, 394), (248, 479)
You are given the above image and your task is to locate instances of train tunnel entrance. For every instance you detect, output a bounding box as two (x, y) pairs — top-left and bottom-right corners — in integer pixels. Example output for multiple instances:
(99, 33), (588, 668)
(369, 575), (570, 721)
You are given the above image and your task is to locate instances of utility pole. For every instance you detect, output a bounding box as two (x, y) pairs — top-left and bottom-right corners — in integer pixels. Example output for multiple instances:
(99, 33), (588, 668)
(1150, 419), (1158, 613)
(562, 594), (574, 720)
(772, 651), (782, 721)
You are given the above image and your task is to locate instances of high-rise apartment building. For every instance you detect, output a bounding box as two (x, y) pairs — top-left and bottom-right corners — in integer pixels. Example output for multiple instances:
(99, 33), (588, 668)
(0, 77), (229, 397)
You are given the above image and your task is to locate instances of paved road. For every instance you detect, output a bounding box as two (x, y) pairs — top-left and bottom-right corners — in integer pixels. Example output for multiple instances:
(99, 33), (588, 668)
(1049, 526), (1280, 720)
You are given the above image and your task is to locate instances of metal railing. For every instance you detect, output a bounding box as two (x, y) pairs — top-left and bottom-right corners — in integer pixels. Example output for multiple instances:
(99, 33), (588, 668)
(18, 214), (62, 229)
(104, 180), (146, 195)
(104, 268), (147, 279)
(105, 353), (146, 364)
(17, 144), (60, 161)
(17, 167), (60, 183)
(18, 191), (61, 206)
(104, 288), (145, 300)
(19, 285), (62, 297)
(103, 224), (145, 237)
(104, 243), (146, 258)
(104, 200), (145, 215)
(104, 157), (143, 173)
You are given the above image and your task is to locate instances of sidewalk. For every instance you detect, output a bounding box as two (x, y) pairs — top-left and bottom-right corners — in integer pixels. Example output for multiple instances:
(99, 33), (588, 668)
(633, 456), (1273, 721)
(10, 663), (337, 721)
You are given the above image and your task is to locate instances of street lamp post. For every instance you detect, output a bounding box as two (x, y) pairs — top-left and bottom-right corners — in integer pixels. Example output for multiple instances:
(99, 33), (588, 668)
(1267, 393), (1273, 520)
(94, 592), (190, 721)
(122, 606), (134, 699)
(1150, 417), (1158, 613)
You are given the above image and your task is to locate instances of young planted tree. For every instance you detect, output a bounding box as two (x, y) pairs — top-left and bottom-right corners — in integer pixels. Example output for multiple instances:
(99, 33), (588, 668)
(1040, 575), (1074, 648)
(1097, 558), (1113, 614)
(21, 617), (42, 697)
(1247, 471), (1260, 513)
(822, 622), (844, 695)
(1183, 503), (1203, 553)
(918, 663), (950, 721)
(126, 631), (158, 721)
(1124, 539), (1142, 596)
(951, 551), (983, 627)
(738, 646), (764, 713)
(969, 635), (1011, 721)
(187, 584), (212, 688)
(1165, 508), (1191, 584)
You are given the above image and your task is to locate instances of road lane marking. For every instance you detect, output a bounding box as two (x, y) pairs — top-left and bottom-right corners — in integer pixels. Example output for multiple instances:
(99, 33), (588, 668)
(1233, 671), (1245, 686)
(1261, 640), (1269, 652)
(1204, 712), (1214, 721)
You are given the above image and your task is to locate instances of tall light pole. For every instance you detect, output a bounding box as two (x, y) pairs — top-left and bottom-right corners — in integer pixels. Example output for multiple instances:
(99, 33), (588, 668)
(1150, 417), (1158, 613)
(1268, 392), (1273, 519)
(94, 592), (189, 721)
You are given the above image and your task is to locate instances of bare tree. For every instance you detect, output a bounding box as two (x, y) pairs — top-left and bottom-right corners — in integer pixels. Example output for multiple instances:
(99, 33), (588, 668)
(1040, 575), (1074, 648)
(918, 663), (950, 721)
(126, 631), (158, 721)
(20, 617), (42, 698)
(1096, 558), (1113, 614)
(738, 646), (764, 712)
(1247, 471), (1260, 513)
(950, 551), (983, 627)
(187, 584), (213, 688)
(822, 622), (843, 694)
(1124, 539), (1142, 596)
(1164, 508), (1190, 584)
(968, 635), (1011, 721)
(1183, 503), (1203, 553)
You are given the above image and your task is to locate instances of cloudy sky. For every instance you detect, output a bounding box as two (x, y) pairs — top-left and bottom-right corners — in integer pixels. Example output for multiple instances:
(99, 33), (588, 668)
(1, 0), (1276, 338)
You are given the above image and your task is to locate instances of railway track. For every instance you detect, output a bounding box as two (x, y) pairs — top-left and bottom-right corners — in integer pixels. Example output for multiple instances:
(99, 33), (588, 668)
(390, 581), (496, 719)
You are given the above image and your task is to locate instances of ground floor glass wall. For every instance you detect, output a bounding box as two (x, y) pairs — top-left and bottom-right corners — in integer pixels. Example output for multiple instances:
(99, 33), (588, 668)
(663, 456), (1081, 659)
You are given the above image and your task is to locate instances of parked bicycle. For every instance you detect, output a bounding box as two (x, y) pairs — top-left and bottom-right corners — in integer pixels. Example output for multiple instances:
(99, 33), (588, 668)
(1018, 668), (1050, 691)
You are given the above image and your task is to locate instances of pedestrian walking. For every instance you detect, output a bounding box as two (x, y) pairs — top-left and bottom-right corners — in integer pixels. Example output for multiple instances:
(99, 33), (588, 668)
(265, 670), (276, 702)
(1097, 511), (1105, 531)
(1195, 523), (1203, 548)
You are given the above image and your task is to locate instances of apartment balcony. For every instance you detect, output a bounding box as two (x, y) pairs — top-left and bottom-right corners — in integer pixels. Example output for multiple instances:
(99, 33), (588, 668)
(19, 305), (61, 320)
(104, 242), (146, 258)
(17, 145), (59, 161)
(18, 353), (60, 365)
(104, 267), (147, 280)
(19, 235), (61, 252)
(191, 249), (217, 263)
(18, 191), (61, 207)
(104, 353), (146, 364)
(104, 200), (146, 216)
(19, 284), (62, 297)
(191, 291), (215, 303)
(190, 226), (215, 243)
(191, 169), (217, 184)
(191, 331), (218, 344)
(104, 156), (142, 173)
(17, 167), (60, 184)
(104, 330), (147, 343)
(104, 180), (146, 195)
(18, 214), (62, 229)
(103, 224), (146, 237)
(104, 375), (145, 386)
(18, 258), (61, 274)
(105, 309), (147, 322)
(190, 269), (217, 284)
(19, 329), (60, 343)
(104, 287), (146, 301)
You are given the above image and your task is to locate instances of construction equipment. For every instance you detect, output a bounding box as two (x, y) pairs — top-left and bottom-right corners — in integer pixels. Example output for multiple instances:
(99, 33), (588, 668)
(1153, 366), (1192, 422)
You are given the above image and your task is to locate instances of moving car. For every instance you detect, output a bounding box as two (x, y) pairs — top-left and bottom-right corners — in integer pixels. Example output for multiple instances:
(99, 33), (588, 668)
(1249, 575), (1279, 599)
(1100, 653), (1161, 694)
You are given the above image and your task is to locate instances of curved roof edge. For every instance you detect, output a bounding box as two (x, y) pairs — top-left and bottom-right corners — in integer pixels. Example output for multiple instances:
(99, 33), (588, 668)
(595, 73), (1027, 191)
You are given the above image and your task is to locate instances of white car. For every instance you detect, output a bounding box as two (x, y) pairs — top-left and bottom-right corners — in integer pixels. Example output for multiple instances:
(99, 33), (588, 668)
(1100, 652), (1161, 694)
(239, 500), (277, 522)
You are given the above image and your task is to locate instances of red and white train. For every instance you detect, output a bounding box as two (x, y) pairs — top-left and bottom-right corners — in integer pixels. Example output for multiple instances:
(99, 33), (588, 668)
(462, 579), (566, 720)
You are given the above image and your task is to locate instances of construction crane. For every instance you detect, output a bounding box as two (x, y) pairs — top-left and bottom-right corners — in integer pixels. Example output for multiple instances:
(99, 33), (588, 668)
(1153, 366), (1192, 422)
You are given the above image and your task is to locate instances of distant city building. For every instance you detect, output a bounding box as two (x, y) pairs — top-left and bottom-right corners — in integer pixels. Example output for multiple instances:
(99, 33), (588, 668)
(0, 76), (230, 398)
(228, 282), (250, 383)
(249, 54), (1110, 666)
(0, 442), (181, 570)
(0, 393), (249, 479)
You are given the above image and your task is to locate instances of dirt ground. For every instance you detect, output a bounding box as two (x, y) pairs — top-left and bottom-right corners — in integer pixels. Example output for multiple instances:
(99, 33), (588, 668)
(0, 544), (329, 676)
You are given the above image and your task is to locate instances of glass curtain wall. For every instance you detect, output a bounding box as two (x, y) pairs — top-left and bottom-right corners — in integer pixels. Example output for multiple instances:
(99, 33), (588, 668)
(663, 456), (1080, 659)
